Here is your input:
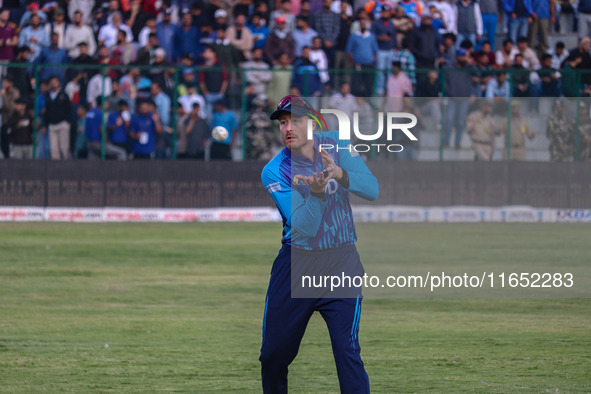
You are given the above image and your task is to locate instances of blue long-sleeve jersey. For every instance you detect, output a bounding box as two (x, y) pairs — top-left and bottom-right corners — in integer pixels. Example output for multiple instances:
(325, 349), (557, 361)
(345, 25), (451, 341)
(502, 0), (533, 15)
(262, 131), (379, 250)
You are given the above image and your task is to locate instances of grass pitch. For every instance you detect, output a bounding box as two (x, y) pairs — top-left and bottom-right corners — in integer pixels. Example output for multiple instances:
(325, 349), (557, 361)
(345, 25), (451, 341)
(0, 222), (589, 393)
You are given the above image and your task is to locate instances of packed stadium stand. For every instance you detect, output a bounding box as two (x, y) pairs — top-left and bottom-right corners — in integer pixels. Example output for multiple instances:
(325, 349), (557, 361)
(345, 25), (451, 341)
(0, 0), (590, 162)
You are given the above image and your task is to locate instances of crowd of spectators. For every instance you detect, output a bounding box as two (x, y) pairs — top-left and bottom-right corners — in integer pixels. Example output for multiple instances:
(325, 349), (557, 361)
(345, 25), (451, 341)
(0, 0), (589, 160)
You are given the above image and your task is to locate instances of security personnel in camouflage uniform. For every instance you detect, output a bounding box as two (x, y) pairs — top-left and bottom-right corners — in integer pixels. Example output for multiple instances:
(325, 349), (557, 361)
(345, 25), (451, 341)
(546, 99), (575, 162)
(500, 101), (535, 160)
(466, 101), (497, 161)
(246, 95), (276, 160)
(578, 102), (591, 161)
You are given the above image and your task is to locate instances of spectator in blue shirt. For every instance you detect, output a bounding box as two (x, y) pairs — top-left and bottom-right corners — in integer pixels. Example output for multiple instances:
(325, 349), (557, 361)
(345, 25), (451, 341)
(156, 9), (179, 64)
(248, 13), (270, 50)
(292, 46), (323, 96)
(85, 103), (102, 144)
(292, 15), (318, 56)
(35, 79), (50, 159)
(150, 81), (172, 158)
(345, 19), (378, 96)
(346, 20), (378, 66)
(129, 99), (163, 159)
(211, 99), (237, 160)
(175, 11), (201, 61)
(150, 82), (171, 128)
(37, 33), (68, 83)
(18, 14), (49, 62)
(107, 99), (131, 152)
(75, 104), (88, 158)
(503, 0), (533, 44)
(485, 72), (511, 100)
(85, 97), (127, 160)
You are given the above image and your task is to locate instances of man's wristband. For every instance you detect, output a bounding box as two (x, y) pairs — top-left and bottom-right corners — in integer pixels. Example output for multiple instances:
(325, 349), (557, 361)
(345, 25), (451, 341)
(310, 190), (326, 201)
(337, 168), (349, 189)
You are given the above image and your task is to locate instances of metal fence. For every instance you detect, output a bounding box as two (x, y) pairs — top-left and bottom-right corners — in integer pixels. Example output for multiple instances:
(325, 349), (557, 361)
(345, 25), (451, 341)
(1, 63), (590, 162)
(1, 160), (589, 209)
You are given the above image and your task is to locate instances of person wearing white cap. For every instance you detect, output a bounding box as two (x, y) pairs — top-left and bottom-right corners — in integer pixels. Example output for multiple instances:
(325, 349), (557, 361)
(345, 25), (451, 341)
(154, 47), (166, 60)
(214, 8), (227, 19)
(97, 12), (132, 48)
(214, 9), (228, 30)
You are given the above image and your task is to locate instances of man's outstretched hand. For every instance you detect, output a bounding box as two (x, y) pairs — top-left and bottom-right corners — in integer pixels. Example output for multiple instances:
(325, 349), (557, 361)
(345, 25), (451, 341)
(294, 172), (330, 194)
(294, 149), (343, 194)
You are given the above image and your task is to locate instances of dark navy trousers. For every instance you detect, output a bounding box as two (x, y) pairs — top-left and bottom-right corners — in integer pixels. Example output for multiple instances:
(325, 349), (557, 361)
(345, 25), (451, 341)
(259, 244), (370, 393)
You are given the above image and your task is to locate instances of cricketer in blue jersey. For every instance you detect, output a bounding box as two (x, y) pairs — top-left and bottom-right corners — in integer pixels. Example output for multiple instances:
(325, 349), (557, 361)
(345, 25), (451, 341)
(260, 96), (379, 393)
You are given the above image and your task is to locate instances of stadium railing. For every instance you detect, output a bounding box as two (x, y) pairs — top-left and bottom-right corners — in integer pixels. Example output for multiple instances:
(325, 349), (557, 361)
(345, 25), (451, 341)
(1, 63), (589, 162)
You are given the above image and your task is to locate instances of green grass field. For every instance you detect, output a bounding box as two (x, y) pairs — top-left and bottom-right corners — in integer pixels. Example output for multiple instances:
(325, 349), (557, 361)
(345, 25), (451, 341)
(0, 222), (590, 393)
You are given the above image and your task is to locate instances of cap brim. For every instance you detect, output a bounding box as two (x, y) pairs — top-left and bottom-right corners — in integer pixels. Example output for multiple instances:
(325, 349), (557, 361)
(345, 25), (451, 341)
(270, 105), (311, 120)
(270, 109), (288, 120)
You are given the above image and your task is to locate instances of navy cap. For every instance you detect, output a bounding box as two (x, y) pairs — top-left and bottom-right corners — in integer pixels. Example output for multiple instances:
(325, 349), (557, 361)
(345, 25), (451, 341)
(270, 96), (314, 120)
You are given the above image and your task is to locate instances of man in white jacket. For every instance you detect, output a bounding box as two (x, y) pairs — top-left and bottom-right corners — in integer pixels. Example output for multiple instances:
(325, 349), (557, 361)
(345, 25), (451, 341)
(87, 73), (112, 109)
(64, 10), (97, 58)
(97, 12), (132, 48)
